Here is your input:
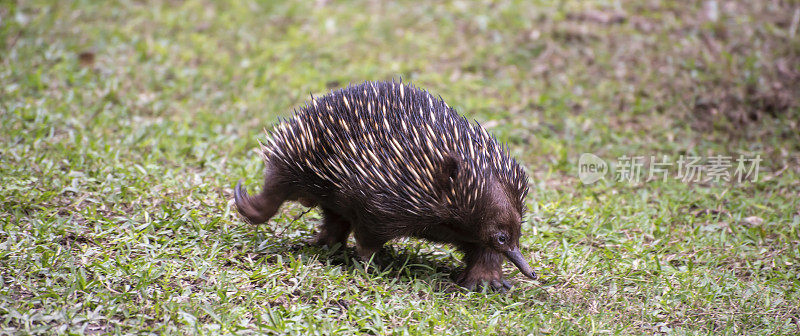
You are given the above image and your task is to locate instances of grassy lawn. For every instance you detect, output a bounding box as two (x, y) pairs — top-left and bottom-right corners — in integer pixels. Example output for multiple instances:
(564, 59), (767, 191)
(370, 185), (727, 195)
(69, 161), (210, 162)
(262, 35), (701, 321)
(2, 0), (799, 334)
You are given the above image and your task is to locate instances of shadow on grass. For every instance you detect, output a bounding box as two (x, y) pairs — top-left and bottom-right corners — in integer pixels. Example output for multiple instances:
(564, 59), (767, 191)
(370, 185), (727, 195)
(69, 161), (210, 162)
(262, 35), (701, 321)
(237, 230), (470, 293)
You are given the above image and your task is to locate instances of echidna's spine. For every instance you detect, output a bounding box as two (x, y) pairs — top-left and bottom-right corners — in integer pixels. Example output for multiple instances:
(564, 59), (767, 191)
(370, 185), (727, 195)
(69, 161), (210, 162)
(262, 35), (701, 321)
(262, 80), (529, 218)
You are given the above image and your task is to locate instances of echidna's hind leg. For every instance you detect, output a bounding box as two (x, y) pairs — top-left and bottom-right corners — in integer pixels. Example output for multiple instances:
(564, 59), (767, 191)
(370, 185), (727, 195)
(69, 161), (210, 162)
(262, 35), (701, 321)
(352, 226), (387, 262)
(311, 207), (351, 249)
(234, 171), (288, 224)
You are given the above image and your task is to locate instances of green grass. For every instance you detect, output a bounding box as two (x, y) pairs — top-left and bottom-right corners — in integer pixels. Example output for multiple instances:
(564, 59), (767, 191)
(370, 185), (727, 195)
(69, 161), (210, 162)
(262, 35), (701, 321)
(2, 0), (799, 334)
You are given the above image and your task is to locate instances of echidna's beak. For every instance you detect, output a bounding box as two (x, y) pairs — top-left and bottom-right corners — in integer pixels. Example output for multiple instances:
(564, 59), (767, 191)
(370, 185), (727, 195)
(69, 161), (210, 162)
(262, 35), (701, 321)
(504, 248), (537, 280)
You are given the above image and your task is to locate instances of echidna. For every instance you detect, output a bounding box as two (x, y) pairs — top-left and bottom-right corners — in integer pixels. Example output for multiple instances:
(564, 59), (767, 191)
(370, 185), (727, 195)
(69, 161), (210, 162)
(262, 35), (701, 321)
(235, 80), (536, 290)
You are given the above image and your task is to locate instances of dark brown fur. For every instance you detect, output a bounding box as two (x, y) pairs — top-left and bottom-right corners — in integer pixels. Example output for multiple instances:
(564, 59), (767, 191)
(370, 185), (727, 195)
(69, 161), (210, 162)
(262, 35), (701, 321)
(235, 81), (536, 291)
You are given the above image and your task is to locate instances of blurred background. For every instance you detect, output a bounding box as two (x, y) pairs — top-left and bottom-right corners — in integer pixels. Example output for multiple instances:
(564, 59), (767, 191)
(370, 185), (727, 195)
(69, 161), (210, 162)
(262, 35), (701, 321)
(6, 1), (798, 163)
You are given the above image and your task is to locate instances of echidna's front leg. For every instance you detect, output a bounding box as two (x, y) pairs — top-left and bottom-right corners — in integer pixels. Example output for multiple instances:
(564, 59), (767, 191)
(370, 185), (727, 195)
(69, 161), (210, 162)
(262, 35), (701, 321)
(457, 245), (513, 291)
(311, 207), (351, 249)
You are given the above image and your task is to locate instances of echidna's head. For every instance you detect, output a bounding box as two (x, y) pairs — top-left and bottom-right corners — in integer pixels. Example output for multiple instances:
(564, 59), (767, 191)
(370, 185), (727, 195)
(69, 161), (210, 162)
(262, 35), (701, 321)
(478, 177), (537, 280)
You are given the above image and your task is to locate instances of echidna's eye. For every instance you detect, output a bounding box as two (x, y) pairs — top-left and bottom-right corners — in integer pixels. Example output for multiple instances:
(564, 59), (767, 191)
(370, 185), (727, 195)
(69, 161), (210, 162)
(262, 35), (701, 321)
(497, 234), (508, 245)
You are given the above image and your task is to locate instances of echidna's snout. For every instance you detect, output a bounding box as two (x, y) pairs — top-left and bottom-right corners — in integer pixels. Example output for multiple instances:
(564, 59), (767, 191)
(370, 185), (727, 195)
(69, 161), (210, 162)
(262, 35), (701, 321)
(504, 248), (537, 280)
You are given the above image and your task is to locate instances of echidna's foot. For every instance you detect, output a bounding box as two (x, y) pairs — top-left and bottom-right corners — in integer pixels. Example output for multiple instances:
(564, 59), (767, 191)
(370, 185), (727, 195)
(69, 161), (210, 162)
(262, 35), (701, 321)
(457, 246), (511, 292)
(351, 244), (386, 275)
(456, 269), (513, 292)
(309, 231), (346, 250)
(355, 244), (380, 263)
